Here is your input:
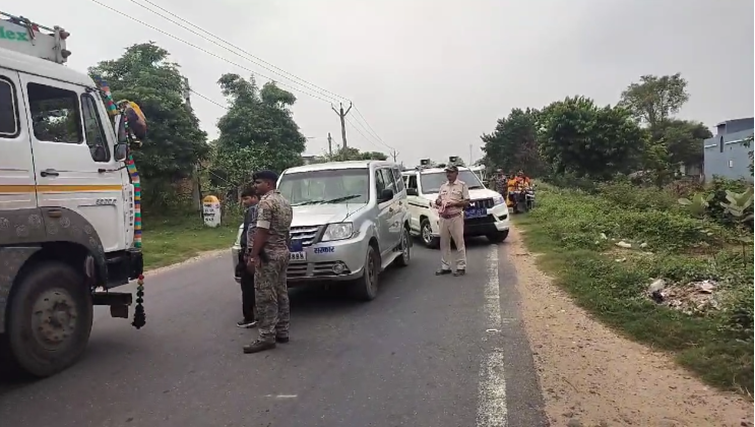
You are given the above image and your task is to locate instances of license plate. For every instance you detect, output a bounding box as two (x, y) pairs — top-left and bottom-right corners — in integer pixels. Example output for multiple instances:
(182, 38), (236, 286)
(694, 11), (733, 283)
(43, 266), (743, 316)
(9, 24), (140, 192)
(290, 251), (307, 262)
(465, 208), (487, 219)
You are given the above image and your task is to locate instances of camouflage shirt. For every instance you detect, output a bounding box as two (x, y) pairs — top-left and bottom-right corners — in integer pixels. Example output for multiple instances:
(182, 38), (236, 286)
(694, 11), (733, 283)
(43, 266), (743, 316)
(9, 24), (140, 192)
(255, 190), (293, 257)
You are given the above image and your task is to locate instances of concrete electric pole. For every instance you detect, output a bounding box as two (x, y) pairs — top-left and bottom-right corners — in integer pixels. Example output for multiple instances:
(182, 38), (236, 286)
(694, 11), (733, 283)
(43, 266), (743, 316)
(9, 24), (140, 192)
(327, 132), (333, 157)
(390, 149), (399, 162)
(331, 101), (353, 149)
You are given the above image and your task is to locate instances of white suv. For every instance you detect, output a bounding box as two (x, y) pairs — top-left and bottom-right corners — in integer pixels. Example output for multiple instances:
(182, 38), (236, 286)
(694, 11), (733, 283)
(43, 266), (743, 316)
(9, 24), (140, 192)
(401, 166), (510, 248)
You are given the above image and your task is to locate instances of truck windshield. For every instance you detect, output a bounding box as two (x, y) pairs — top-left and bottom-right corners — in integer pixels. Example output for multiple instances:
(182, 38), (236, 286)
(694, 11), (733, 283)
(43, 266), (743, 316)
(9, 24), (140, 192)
(279, 168), (370, 205)
(419, 170), (484, 194)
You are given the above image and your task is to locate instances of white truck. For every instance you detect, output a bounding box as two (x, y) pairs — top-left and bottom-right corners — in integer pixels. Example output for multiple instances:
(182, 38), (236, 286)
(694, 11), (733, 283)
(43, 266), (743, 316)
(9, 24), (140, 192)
(0, 12), (144, 377)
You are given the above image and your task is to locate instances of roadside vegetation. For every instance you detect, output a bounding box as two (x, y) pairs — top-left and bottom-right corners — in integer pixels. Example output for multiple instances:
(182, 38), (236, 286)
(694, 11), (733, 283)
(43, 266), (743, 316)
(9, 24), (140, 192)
(479, 71), (754, 395)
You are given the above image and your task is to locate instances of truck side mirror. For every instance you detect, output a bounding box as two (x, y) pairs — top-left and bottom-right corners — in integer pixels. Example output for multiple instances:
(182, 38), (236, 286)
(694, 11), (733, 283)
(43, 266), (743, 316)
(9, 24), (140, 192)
(406, 188), (418, 196)
(115, 115), (128, 144)
(114, 143), (128, 162)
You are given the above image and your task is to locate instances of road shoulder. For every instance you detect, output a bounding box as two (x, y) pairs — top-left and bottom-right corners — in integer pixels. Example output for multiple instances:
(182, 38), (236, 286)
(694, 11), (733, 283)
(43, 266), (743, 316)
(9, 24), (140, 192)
(506, 227), (752, 427)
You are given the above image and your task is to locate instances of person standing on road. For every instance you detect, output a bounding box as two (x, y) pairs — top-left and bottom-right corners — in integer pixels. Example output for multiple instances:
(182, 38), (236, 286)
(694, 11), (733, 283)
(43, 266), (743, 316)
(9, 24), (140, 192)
(236, 186), (259, 328)
(434, 165), (470, 277)
(244, 170), (293, 354)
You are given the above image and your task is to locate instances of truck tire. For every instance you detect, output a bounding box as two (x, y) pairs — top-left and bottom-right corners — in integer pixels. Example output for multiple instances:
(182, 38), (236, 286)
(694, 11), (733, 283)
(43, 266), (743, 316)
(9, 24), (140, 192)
(420, 218), (440, 249)
(353, 244), (379, 301)
(5, 261), (93, 378)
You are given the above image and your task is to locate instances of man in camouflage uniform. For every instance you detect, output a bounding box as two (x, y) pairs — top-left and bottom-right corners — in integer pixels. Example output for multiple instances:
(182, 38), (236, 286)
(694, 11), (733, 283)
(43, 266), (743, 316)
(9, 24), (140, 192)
(244, 170), (293, 354)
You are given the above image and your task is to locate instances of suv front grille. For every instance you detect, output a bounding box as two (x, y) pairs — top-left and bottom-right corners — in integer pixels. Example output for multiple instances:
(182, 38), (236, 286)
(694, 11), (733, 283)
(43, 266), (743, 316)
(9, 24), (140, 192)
(290, 225), (321, 247)
(470, 198), (494, 209)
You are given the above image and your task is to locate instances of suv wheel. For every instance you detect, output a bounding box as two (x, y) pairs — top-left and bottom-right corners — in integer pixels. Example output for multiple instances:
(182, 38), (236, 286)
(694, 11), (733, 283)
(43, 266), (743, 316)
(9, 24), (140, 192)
(420, 218), (440, 249)
(353, 244), (379, 301)
(4, 261), (93, 378)
(394, 227), (411, 267)
(487, 230), (509, 244)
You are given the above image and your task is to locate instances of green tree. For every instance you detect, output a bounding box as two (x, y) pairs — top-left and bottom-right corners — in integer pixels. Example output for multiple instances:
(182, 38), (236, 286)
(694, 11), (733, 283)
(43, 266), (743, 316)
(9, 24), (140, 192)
(481, 107), (544, 175)
(538, 96), (646, 180)
(618, 73), (689, 126)
(211, 73), (306, 190)
(649, 119), (711, 167)
(89, 42), (208, 211)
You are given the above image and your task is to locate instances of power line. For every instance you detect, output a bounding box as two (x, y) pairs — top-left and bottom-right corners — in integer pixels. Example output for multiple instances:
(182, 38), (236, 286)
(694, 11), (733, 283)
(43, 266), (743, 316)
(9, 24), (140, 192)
(90, 0), (392, 152)
(90, 0), (334, 104)
(130, 0), (350, 104)
(189, 89), (228, 110)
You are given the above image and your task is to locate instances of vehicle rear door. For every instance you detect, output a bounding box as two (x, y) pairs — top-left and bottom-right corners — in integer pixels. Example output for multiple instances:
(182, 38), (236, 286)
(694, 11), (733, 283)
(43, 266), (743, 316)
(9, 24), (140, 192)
(0, 68), (36, 213)
(19, 74), (125, 252)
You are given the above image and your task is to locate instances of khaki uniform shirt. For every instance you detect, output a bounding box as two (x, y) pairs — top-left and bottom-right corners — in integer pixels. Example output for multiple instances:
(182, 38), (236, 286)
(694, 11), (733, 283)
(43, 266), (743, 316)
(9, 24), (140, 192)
(256, 190), (293, 257)
(438, 180), (470, 217)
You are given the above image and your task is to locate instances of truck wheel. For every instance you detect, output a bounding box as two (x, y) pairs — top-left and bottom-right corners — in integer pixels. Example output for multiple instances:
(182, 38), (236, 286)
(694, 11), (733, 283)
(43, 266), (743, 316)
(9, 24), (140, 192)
(420, 218), (440, 249)
(353, 244), (379, 301)
(393, 227), (411, 267)
(5, 261), (93, 378)
(487, 230), (510, 244)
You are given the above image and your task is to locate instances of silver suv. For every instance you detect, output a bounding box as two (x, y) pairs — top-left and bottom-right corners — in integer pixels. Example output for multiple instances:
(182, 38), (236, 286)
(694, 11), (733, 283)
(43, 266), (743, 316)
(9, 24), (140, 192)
(232, 160), (412, 300)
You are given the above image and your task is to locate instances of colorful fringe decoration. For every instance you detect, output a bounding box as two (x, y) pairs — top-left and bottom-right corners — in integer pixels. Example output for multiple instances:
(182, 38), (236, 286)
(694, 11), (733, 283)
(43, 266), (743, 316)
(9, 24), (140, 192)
(126, 155), (142, 248)
(94, 75), (146, 329)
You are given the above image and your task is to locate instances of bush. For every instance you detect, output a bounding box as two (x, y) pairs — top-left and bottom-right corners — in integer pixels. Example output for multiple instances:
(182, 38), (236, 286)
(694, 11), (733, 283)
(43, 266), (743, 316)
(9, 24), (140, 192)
(705, 177), (753, 228)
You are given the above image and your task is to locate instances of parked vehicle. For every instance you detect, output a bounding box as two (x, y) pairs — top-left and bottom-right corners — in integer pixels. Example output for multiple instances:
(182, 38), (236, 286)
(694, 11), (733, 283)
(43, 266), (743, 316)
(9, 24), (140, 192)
(231, 160), (412, 300)
(401, 162), (510, 248)
(0, 12), (143, 377)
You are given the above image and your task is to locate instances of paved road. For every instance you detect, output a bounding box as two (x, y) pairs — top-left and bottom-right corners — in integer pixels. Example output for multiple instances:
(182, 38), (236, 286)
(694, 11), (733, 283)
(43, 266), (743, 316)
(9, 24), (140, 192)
(0, 239), (547, 427)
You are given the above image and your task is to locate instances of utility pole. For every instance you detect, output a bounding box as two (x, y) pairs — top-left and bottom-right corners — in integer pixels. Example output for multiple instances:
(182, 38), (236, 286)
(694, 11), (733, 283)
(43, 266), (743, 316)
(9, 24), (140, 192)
(331, 101), (352, 149)
(390, 149), (399, 162)
(327, 132), (333, 157)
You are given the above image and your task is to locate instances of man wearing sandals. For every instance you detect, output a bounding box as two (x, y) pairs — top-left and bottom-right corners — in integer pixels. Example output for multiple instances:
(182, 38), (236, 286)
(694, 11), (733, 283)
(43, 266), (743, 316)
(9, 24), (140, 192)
(434, 165), (470, 277)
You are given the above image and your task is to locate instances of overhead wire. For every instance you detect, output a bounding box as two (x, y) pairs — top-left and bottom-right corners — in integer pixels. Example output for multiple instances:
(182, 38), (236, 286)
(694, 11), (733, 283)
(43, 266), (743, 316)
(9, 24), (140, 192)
(90, 0), (393, 154)
(131, 0), (350, 104)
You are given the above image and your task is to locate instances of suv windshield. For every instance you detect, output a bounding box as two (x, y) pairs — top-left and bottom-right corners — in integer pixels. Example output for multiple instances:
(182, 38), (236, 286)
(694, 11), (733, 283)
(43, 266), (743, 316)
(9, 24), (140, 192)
(419, 170), (484, 194)
(279, 168), (370, 205)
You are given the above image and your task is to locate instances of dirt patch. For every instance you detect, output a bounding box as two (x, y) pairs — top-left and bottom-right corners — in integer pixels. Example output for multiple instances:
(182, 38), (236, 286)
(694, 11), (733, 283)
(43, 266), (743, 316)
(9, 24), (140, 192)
(507, 227), (753, 427)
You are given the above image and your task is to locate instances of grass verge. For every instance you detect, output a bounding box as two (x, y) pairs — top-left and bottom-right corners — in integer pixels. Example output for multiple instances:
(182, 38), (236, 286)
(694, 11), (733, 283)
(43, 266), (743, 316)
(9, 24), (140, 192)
(141, 214), (239, 270)
(513, 185), (753, 395)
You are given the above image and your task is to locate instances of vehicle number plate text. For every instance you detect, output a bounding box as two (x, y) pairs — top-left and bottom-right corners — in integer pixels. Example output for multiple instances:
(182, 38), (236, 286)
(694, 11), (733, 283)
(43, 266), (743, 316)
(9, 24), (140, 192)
(465, 208), (487, 219)
(290, 251), (306, 262)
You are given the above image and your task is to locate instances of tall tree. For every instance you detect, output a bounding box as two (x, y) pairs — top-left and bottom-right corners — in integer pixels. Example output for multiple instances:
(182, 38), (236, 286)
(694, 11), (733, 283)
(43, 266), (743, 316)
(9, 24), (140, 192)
(211, 74), (306, 189)
(649, 119), (711, 167)
(618, 73), (689, 127)
(481, 108), (544, 175)
(538, 96), (645, 180)
(89, 43), (208, 210)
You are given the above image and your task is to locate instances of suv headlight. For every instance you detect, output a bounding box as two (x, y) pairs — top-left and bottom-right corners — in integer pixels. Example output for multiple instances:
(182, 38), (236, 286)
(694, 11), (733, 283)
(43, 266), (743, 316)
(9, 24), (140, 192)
(322, 222), (355, 242)
(493, 194), (505, 206)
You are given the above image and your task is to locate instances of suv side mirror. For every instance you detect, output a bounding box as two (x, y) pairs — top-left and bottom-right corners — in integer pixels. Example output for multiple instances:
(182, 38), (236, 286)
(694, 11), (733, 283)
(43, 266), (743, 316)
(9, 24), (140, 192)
(406, 188), (418, 196)
(379, 188), (394, 202)
(114, 143), (128, 162)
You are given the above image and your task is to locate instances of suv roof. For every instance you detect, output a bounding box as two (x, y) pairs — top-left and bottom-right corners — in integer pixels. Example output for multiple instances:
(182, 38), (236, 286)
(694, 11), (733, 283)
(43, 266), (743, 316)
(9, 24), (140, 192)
(404, 166), (472, 175)
(285, 160), (397, 174)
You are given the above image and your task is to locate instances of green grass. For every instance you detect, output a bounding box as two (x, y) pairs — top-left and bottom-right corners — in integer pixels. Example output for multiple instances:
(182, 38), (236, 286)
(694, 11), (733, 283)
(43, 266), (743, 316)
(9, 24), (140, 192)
(140, 214), (239, 270)
(513, 187), (754, 395)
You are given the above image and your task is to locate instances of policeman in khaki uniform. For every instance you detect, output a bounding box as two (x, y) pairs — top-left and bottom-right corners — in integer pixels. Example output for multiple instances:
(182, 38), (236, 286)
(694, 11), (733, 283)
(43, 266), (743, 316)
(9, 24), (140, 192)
(244, 170), (293, 354)
(434, 165), (470, 276)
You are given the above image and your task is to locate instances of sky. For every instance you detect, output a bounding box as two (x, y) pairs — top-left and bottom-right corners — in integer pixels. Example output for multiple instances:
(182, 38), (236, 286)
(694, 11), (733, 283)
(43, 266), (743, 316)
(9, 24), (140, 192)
(16, 0), (754, 166)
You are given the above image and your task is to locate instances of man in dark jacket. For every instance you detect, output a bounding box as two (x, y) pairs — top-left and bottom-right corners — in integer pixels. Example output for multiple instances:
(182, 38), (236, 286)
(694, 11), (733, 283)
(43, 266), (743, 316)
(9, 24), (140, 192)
(236, 186), (259, 328)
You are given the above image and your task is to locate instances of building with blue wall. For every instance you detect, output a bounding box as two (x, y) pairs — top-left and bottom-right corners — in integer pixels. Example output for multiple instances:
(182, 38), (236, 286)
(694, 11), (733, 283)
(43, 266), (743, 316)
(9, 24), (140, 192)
(702, 118), (754, 182)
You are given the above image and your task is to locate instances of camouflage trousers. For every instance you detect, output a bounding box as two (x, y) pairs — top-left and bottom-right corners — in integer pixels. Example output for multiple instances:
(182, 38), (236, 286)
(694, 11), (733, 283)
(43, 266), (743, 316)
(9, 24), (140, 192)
(254, 256), (290, 343)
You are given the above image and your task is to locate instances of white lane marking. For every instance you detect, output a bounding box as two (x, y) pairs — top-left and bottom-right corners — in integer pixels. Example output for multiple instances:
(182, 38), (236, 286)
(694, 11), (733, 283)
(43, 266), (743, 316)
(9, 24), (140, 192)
(476, 245), (508, 427)
(264, 394), (298, 399)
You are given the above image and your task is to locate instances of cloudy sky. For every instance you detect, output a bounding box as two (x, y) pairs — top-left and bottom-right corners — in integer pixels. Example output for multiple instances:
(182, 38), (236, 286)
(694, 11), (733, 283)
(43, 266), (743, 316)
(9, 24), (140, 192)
(19, 0), (754, 165)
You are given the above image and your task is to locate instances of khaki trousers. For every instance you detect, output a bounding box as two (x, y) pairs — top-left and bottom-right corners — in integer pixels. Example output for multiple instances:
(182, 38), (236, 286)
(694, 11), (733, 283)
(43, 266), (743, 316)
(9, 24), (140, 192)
(439, 214), (466, 271)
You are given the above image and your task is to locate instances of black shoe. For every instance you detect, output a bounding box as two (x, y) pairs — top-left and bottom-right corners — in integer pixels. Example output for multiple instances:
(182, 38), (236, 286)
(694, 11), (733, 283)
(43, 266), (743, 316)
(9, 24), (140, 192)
(276, 336), (290, 344)
(236, 319), (257, 328)
(435, 269), (452, 276)
(454, 269), (466, 276)
(243, 340), (276, 354)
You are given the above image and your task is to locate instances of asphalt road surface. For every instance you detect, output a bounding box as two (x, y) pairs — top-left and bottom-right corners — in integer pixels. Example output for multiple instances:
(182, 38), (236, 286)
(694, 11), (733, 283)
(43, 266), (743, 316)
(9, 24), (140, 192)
(0, 239), (547, 427)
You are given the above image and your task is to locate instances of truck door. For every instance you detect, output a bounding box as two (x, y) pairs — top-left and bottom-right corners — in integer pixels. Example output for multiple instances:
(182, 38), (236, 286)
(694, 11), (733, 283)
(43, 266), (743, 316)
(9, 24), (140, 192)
(0, 69), (36, 212)
(20, 74), (126, 252)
